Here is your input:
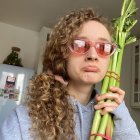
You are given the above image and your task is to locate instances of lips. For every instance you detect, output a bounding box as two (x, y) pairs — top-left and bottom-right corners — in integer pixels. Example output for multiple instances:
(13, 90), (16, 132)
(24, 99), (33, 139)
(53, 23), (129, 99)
(82, 66), (100, 72)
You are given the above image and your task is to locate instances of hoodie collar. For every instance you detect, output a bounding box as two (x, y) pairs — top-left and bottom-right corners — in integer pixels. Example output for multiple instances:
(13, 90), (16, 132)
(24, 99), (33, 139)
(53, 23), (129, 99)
(69, 89), (98, 140)
(69, 89), (97, 113)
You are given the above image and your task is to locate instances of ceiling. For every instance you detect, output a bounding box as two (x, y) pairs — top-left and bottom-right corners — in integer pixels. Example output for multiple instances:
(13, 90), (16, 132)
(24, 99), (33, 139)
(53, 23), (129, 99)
(0, 0), (140, 38)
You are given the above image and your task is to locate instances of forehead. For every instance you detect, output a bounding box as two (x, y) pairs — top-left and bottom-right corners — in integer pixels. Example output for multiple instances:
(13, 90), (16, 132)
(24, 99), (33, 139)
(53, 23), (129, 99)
(78, 20), (112, 42)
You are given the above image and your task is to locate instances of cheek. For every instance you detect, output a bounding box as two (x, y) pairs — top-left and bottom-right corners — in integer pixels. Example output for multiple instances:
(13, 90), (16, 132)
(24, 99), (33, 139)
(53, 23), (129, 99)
(101, 58), (110, 73)
(67, 56), (83, 78)
(67, 58), (78, 76)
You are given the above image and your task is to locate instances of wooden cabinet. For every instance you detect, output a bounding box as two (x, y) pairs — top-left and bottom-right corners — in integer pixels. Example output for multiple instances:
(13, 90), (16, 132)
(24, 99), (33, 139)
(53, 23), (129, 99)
(131, 39), (140, 108)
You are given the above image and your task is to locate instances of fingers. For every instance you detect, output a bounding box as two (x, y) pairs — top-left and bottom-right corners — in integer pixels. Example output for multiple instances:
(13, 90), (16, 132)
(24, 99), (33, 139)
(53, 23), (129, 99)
(54, 75), (68, 86)
(96, 92), (122, 105)
(109, 86), (125, 96)
(94, 86), (126, 115)
(47, 69), (68, 86)
(94, 101), (118, 115)
(96, 87), (125, 104)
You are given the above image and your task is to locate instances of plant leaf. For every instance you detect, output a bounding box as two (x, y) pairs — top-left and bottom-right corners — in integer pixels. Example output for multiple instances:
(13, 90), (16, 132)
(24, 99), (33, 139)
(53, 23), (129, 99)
(125, 36), (137, 45)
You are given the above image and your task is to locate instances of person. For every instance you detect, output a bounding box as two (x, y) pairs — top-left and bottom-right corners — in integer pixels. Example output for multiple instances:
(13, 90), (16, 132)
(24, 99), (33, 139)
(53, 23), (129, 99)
(0, 8), (140, 140)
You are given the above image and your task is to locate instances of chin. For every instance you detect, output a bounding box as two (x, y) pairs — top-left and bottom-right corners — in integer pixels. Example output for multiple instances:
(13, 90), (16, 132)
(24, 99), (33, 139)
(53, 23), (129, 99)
(83, 75), (103, 84)
(82, 79), (101, 85)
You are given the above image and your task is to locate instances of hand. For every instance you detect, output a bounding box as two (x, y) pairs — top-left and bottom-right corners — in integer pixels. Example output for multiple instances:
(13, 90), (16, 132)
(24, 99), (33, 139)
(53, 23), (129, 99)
(94, 86), (125, 115)
(47, 69), (68, 86)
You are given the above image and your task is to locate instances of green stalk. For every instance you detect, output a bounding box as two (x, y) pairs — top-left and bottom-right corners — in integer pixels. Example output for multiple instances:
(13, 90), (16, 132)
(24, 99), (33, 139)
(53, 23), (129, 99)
(95, 113), (110, 140)
(125, 0), (135, 16)
(94, 48), (125, 140)
(119, 16), (125, 33)
(90, 0), (138, 139)
(90, 60), (113, 140)
(95, 53), (118, 140)
(105, 114), (114, 137)
(101, 59), (112, 94)
(91, 36), (123, 140)
(121, 0), (128, 15)
(92, 21), (133, 140)
(90, 110), (102, 140)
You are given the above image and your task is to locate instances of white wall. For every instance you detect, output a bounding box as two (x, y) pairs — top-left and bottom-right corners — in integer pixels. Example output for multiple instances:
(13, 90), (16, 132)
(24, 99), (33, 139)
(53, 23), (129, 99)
(121, 45), (140, 131)
(0, 22), (39, 70)
(37, 26), (52, 74)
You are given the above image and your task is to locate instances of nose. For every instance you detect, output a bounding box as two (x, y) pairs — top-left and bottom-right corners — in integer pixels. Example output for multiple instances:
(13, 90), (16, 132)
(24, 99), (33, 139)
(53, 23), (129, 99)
(85, 46), (99, 61)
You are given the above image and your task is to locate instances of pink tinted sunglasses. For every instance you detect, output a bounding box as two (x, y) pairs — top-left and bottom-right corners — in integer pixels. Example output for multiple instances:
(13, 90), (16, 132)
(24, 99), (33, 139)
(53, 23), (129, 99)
(68, 39), (117, 57)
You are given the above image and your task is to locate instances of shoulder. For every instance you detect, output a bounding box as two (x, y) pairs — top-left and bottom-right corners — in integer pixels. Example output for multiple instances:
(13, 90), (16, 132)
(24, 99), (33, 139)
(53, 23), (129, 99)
(0, 105), (32, 140)
(16, 105), (31, 123)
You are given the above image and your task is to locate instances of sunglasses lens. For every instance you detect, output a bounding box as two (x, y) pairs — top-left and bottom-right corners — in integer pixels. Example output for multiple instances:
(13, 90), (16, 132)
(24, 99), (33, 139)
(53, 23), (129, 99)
(70, 40), (89, 54)
(96, 43), (115, 56)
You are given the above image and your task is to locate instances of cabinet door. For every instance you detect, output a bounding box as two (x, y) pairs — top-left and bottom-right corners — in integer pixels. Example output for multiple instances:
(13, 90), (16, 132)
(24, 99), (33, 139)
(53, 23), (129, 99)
(131, 40), (140, 108)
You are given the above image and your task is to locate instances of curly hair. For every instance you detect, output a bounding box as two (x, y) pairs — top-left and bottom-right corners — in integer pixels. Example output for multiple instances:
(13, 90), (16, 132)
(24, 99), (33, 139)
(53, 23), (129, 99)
(25, 8), (113, 140)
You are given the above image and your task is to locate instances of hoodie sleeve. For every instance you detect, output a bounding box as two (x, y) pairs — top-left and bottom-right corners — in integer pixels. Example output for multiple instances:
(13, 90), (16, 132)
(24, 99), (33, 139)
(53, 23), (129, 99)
(112, 101), (140, 140)
(0, 109), (22, 140)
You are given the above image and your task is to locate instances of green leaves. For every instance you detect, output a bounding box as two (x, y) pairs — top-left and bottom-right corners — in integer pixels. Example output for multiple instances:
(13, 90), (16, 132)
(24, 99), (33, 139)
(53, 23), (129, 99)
(125, 36), (137, 45)
(121, 0), (137, 16)
(112, 0), (138, 47)
(125, 19), (137, 32)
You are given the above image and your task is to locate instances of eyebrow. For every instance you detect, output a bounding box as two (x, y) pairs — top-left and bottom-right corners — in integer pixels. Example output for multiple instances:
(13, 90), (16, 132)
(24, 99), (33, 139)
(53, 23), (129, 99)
(98, 37), (110, 42)
(77, 36), (110, 42)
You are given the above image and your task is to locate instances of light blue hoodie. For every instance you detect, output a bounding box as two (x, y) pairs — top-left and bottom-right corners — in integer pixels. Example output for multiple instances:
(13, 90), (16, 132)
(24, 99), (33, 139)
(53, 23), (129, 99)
(0, 96), (140, 140)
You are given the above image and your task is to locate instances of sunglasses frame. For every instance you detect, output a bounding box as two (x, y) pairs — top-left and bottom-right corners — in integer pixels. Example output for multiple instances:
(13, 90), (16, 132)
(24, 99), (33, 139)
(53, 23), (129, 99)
(68, 39), (117, 57)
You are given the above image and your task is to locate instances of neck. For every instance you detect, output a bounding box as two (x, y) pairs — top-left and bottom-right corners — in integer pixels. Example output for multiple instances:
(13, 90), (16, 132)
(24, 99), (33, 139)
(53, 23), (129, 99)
(67, 82), (95, 105)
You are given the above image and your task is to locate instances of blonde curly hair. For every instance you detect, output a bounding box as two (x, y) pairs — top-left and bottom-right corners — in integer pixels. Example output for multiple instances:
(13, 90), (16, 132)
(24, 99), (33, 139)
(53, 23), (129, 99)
(25, 8), (113, 140)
